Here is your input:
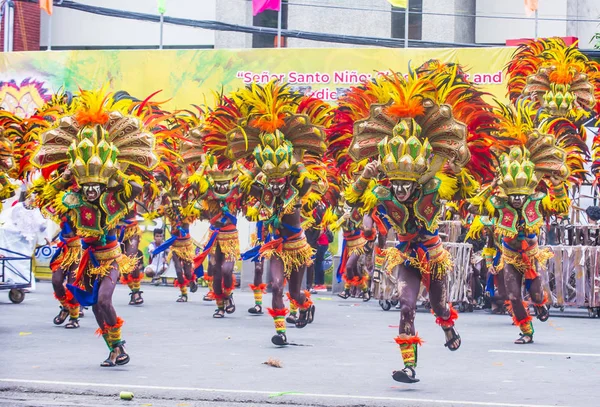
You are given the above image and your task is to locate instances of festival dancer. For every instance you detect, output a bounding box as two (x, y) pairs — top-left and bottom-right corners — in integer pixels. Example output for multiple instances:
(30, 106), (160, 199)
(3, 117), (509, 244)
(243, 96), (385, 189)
(343, 66), (496, 383)
(470, 101), (571, 344)
(330, 199), (372, 301)
(32, 88), (159, 366)
(244, 197), (268, 315)
(205, 82), (328, 345)
(118, 209), (144, 305)
(186, 153), (243, 318)
(155, 190), (199, 302)
(45, 209), (83, 328)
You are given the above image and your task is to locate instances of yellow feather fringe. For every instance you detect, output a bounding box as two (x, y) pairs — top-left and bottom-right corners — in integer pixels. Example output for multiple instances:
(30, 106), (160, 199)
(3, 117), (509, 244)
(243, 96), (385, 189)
(0, 182), (17, 200)
(188, 172), (210, 196)
(466, 216), (485, 240)
(482, 247), (497, 257)
(457, 169), (480, 199)
(359, 185), (379, 215)
(469, 187), (495, 216)
(143, 211), (161, 221)
(239, 172), (255, 193)
(435, 172), (458, 201)
(246, 206), (260, 221)
(321, 207), (340, 231)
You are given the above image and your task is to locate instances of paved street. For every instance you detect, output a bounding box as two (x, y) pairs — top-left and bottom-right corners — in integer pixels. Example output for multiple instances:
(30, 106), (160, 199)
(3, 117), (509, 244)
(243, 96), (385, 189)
(0, 282), (598, 407)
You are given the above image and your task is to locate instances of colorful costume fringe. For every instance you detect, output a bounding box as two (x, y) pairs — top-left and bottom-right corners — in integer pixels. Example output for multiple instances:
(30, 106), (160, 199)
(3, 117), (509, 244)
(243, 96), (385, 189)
(54, 290), (80, 319)
(499, 240), (553, 281)
(434, 304), (459, 328)
(97, 317), (126, 350)
(75, 239), (135, 284)
(385, 233), (453, 289)
(168, 236), (195, 264)
(336, 229), (367, 282)
(260, 233), (314, 279)
(50, 236), (82, 272)
(250, 283), (267, 307)
(208, 225), (240, 263)
(394, 334), (423, 368)
(268, 308), (288, 335)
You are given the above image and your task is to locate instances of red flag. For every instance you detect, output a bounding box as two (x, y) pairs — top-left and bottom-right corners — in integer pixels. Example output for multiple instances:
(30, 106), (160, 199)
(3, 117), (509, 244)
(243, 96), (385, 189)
(252, 0), (280, 16)
(40, 0), (53, 16)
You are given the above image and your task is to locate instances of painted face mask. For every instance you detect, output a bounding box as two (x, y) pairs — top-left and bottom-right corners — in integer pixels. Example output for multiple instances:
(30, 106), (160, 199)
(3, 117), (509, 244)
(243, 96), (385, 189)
(391, 180), (418, 202)
(214, 181), (231, 194)
(508, 194), (527, 209)
(268, 177), (287, 197)
(82, 184), (103, 202)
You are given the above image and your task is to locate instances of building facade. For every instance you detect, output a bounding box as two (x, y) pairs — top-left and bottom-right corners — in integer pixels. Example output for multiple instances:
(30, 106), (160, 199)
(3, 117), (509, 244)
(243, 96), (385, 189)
(0, 0), (598, 51)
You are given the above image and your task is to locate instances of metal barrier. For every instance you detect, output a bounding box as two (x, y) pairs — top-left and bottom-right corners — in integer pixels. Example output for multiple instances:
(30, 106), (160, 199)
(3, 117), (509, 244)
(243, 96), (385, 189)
(540, 245), (600, 310)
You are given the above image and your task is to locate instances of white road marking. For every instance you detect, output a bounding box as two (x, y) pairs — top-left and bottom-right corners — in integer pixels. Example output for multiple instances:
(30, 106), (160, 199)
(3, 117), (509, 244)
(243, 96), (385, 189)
(0, 378), (570, 407)
(489, 350), (600, 357)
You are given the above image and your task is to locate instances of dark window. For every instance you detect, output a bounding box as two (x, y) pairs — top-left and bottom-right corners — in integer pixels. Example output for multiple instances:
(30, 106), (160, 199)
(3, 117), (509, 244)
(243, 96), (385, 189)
(252, 0), (289, 48)
(391, 0), (422, 41)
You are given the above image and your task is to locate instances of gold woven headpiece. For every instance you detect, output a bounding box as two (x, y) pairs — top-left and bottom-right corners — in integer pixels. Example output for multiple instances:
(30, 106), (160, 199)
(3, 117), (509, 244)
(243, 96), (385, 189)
(377, 119), (432, 181)
(253, 130), (295, 179)
(204, 153), (239, 182)
(67, 125), (119, 185)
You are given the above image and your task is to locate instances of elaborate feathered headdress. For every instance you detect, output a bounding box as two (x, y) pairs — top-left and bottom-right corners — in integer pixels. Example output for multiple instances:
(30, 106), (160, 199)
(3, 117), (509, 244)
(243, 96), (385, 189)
(347, 71), (470, 183)
(506, 38), (599, 119)
(32, 88), (159, 185)
(497, 128), (569, 196)
(205, 81), (327, 180)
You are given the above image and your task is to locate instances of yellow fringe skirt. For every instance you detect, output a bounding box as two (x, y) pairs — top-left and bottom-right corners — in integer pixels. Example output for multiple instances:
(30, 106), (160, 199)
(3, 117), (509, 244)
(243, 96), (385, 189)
(51, 238), (82, 271)
(121, 222), (142, 243)
(384, 238), (453, 281)
(344, 231), (367, 258)
(209, 229), (240, 263)
(82, 243), (136, 281)
(261, 235), (315, 279)
(499, 244), (553, 278)
(168, 237), (196, 264)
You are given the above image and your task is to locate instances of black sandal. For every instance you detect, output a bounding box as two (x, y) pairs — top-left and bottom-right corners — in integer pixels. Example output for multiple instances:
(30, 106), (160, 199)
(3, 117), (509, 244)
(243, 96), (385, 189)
(213, 308), (225, 318)
(337, 290), (350, 299)
(295, 309), (310, 329)
(443, 327), (461, 351)
(514, 334), (534, 344)
(248, 304), (263, 315)
(225, 295), (236, 314)
(203, 293), (215, 301)
(53, 307), (69, 325)
(65, 318), (80, 329)
(100, 355), (116, 367)
(134, 291), (144, 305)
(307, 305), (316, 324)
(176, 294), (188, 303)
(534, 305), (549, 322)
(189, 280), (198, 293)
(392, 367), (420, 383)
(286, 314), (297, 324)
(271, 333), (288, 346)
(362, 290), (372, 302)
(113, 342), (130, 365)
(128, 292), (136, 305)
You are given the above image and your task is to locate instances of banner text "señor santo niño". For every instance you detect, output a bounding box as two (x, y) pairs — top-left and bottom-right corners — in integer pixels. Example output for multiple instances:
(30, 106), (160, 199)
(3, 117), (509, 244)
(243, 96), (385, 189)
(236, 70), (504, 85)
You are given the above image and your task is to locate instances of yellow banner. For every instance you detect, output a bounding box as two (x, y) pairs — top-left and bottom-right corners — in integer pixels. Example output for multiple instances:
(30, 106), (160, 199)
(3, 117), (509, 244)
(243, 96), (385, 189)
(0, 47), (516, 115)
